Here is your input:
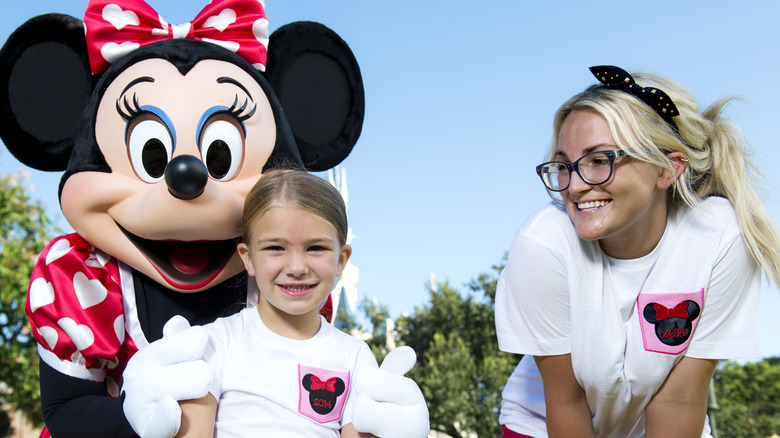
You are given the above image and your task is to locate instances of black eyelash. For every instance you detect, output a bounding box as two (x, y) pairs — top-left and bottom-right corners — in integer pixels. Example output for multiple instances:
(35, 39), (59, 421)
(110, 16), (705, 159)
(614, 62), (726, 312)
(227, 95), (257, 122)
(116, 93), (143, 121)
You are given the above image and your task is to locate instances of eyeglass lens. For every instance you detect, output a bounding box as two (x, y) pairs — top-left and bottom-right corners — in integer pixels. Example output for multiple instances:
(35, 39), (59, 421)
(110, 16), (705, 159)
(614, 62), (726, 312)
(539, 151), (616, 191)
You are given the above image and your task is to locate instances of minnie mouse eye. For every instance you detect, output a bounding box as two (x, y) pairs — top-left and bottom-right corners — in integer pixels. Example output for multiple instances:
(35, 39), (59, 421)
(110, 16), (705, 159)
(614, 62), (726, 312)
(128, 119), (173, 183)
(200, 119), (244, 181)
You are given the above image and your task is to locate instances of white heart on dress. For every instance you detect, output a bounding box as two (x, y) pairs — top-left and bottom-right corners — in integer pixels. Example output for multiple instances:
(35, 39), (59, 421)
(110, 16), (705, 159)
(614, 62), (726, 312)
(102, 4), (140, 30)
(29, 278), (55, 313)
(101, 41), (140, 66)
(46, 238), (73, 265)
(203, 8), (237, 32)
(58, 318), (95, 351)
(74, 272), (108, 309)
(85, 255), (102, 269)
(37, 326), (59, 350)
(114, 314), (125, 344)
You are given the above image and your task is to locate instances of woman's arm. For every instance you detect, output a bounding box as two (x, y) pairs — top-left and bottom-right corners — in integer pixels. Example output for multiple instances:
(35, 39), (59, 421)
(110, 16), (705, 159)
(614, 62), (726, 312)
(645, 357), (717, 438)
(534, 354), (594, 438)
(176, 394), (217, 438)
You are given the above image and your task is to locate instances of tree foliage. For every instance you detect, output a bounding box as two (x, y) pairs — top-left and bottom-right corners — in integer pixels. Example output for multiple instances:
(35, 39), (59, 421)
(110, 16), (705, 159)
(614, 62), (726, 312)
(395, 258), (519, 438)
(0, 172), (58, 428)
(358, 297), (392, 361)
(712, 357), (780, 437)
(340, 258), (518, 437)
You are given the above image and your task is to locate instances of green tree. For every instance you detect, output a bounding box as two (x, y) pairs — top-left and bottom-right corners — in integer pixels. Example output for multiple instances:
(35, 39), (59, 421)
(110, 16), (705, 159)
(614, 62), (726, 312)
(712, 357), (780, 438)
(0, 172), (58, 427)
(337, 297), (392, 362)
(358, 297), (392, 362)
(395, 258), (519, 438)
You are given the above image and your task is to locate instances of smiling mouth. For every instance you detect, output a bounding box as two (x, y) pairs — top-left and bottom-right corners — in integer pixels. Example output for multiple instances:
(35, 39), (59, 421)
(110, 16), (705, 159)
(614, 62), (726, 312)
(120, 227), (239, 290)
(278, 284), (316, 297)
(578, 200), (610, 211)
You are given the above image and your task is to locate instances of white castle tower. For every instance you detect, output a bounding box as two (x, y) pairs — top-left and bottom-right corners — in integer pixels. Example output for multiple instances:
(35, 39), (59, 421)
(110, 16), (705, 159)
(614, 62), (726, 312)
(326, 166), (359, 326)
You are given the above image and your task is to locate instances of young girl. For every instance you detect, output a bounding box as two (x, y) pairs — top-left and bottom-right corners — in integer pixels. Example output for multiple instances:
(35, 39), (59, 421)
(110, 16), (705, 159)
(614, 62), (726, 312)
(177, 170), (377, 437)
(496, 65), (780, 437)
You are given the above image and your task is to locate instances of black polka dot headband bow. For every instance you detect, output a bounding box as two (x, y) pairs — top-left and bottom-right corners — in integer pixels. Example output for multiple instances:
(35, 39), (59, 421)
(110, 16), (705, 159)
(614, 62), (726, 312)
(589, 65), (680, 128)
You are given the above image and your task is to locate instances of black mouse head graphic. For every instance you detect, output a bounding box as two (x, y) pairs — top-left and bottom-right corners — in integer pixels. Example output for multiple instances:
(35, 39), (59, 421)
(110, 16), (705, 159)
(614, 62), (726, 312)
(642, 300), (701, 346)
(302, 373), (346, 415)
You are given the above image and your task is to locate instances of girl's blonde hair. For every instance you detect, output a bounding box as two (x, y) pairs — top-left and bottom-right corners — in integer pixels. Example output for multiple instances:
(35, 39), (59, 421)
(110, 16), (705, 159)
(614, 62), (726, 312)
(547, 71), (780, 287)
(241, 169), (348, 247)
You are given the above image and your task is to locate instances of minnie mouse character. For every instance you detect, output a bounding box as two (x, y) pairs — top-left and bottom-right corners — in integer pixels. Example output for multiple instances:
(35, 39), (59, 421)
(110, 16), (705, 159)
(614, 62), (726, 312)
(0, 1), (428, 437)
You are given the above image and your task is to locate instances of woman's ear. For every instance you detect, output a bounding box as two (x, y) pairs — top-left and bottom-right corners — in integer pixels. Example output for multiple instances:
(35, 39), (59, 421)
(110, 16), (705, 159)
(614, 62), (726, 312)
(237, 242), (256, 276)
(657, 151), (688, 190)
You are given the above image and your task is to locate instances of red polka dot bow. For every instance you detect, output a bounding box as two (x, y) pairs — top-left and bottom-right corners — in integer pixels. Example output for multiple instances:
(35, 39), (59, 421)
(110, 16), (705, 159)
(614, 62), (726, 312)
(83, 0), (269, 74)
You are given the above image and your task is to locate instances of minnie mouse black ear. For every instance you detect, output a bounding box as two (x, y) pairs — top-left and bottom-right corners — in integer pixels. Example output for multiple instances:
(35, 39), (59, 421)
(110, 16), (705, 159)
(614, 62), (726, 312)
(264, 21), (364, 172)
(0, 13), (93, 171)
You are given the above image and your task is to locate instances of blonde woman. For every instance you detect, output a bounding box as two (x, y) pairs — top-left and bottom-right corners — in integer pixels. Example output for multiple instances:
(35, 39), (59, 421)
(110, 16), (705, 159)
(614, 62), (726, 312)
(496, 65), (780, 438)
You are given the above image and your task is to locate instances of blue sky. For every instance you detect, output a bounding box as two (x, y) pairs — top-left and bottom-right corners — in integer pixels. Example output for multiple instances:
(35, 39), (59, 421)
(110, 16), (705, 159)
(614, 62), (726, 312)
(2, 1), (780, 359)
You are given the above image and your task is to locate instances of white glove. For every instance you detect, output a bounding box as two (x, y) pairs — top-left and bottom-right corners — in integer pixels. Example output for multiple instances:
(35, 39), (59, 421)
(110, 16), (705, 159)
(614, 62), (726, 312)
(121, 315), (212, 438)
(352, 346), (430, 437)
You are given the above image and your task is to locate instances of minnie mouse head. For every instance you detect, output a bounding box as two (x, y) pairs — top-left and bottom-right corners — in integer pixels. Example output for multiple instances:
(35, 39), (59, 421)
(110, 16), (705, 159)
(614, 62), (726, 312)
(302, 373), (346, 415)
(642, 300), (701, 346)
(0, 0), (364, 293)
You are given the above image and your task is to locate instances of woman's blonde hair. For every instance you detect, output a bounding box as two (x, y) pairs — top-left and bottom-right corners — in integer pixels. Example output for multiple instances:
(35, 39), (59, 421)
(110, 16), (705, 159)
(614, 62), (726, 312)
(547, 70), (780, 287)
(241, 169), (348, 247)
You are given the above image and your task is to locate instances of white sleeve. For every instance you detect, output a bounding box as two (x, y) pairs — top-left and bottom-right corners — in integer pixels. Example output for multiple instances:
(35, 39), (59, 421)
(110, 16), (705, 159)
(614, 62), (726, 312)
(686, 233), (761, 359)
(341, 342), (378, 426)
(202, 316), (233, 400)
(495, 223), (571, 356)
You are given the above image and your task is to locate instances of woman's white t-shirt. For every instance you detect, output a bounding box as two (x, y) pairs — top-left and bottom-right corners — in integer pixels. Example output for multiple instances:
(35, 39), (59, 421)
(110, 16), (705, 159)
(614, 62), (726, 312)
(496, 197), (760, 437)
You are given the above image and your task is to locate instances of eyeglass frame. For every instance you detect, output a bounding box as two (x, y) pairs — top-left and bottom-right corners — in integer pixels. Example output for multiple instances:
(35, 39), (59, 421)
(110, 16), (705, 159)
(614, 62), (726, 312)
(535, 149), (629, 192)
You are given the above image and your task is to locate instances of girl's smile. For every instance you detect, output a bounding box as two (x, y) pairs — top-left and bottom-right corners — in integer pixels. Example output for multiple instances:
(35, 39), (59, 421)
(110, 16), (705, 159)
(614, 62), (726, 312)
(277, 283), (318, 297)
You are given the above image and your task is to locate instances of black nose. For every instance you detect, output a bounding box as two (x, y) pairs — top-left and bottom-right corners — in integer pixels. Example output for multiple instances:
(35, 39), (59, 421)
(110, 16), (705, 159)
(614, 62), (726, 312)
(165, 155), (208, 200)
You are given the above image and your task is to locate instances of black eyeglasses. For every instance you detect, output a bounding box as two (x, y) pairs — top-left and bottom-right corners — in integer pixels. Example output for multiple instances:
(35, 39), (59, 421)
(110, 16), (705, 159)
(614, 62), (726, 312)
(535, 150), (629, 192)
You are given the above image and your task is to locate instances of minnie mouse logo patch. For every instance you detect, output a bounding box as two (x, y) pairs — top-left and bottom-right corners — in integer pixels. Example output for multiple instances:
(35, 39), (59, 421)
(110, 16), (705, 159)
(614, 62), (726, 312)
(303, 374), (344, 415)
(298, 364), (350, 424)
(637, 289), (704, 355)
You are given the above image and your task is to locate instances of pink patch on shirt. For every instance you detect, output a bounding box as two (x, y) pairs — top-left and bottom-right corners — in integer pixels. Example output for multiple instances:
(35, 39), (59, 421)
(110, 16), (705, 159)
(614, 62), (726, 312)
(637, 288), (704, 355)
(298, 364), (350, 424)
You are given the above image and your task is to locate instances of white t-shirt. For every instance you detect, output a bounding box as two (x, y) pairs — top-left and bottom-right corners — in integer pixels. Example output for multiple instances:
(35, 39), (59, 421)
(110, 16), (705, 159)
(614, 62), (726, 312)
(201, 307), (378, 437)
(496, 197), (760, 437)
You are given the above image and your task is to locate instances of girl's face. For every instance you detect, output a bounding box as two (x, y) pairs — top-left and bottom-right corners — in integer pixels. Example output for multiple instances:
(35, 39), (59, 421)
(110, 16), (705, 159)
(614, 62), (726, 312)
(557, 110), (676, 259)
(237, 204), (351, 337)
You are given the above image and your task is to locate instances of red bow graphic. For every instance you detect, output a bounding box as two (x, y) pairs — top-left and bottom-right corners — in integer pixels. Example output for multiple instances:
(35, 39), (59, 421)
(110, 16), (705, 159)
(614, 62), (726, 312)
(83, 0), (268, 74)
(654, 302), (689, 320)
(310, 376), (337, 393)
